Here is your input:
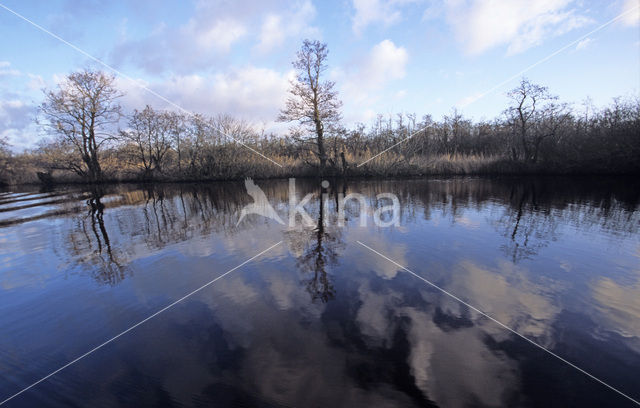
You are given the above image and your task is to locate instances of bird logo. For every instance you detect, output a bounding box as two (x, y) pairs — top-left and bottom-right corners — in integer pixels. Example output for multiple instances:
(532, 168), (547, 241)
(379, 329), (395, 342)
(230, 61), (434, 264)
(237, 178), (285, 226)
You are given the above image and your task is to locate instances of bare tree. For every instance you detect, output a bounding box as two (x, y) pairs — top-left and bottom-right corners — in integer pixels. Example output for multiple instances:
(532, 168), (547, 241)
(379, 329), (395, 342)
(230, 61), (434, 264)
(165, 111), (186, 175)
(121, 105), (174, 178)
(505, 78), (556, 163)
(0, 137), (10, 184)
(40, 70), (122, 182)
(531, 101), (571, 163)
(36, 137), (85, 177)
(279, 40), (342, 173)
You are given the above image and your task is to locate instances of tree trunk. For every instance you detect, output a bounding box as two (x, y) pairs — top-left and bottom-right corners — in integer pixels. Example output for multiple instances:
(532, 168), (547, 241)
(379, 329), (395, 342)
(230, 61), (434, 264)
(314, 116), (327, 173)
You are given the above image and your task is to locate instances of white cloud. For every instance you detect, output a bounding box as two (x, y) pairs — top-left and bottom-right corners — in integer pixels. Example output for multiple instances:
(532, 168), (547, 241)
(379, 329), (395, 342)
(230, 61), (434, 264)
(256, 1), (318, 53)
(0, 63), (44, 150)
(117, 66), (293, 130)
(258, 14), (286, 53)
(112, 12), (248, 74)
(351, 0), (417, 34)
(621, 0), (640, 26)
(26, 74), (46, 91)
(366, 39), (409, 82)
(112, 0), (319, 74)
(337, 39), (409, 122)
(187, 18), (247, 52)
(341, 39), (408, 102)
(0, 99), (39, 150)
(0, 61), (20, 77)
(439, 0), (592, 55)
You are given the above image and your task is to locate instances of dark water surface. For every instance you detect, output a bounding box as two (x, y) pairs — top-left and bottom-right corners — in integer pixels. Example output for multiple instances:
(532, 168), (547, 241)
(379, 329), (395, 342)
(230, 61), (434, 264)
(0, 177), (639, 407)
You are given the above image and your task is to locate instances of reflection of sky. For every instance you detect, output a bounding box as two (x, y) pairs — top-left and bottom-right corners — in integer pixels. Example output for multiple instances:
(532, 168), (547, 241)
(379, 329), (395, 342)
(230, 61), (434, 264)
(0, 178), (639, 406)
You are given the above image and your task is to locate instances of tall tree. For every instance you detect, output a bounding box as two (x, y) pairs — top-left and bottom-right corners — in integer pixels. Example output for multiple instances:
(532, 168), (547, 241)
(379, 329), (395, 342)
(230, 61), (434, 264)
(40, 70), (122, 182)
(505, 78), (557, 163)
(279, 40), (342, 173)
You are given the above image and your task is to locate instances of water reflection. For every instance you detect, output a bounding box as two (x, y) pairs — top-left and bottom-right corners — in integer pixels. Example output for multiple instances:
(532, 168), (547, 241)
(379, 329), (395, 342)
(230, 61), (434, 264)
(75, 189), (125, 284)
(0, 177), (638, 407)
(286, 185), (347, 303)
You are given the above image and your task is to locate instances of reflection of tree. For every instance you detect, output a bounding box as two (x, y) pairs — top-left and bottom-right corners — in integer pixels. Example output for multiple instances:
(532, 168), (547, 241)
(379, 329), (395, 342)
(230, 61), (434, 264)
(497, 181), (558, 263)
(79, 188), (125, 284)
(289, 185), (345, 303)
(33, 176), (638, 288)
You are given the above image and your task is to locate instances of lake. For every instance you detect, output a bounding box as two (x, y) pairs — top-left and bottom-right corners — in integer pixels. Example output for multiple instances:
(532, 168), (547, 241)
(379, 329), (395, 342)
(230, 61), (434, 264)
(0, 177), (639, 407)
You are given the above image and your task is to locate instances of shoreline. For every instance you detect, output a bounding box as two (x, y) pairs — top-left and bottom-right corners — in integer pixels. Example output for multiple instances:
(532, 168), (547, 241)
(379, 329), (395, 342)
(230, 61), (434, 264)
(2, 171), (638, 190)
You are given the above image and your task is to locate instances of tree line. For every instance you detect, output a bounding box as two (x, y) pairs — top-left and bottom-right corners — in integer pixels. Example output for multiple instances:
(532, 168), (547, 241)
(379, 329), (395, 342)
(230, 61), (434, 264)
(0, 40), (638, 186)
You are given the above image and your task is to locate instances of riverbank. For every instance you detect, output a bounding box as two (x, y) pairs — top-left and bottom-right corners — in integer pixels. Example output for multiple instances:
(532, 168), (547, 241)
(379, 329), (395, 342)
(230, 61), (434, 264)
(2, 153), (638, 189)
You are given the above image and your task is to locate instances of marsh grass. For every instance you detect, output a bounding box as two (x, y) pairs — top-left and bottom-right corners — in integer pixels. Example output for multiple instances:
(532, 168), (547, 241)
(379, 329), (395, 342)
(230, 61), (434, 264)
(4, 149), (627, 186)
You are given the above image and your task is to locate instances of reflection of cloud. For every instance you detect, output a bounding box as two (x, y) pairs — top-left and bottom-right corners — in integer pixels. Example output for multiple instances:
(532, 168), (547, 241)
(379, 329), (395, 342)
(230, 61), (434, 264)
(450, 260), (560, 342)
(403, 308), (519, 408)
(0, 223), (57, 290)
(454, 215), (481, 229)
(188, 262), (414, 407)
(211, 274), (260, 307)
(592, 275), (640, 344)
(266, 272), (300, 310)
(5, 178), (639, 405)
(352, 273), (520, 406)
(355, 282), (403, 345)
(349, 229), (408, 279)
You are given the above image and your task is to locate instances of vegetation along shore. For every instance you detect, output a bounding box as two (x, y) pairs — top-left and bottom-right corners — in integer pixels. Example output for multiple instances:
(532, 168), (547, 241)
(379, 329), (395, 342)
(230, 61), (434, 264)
(1, 40), (638, 186)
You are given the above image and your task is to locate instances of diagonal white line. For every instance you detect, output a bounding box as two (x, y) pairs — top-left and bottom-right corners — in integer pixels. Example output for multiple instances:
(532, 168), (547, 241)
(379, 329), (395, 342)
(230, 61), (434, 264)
(357, 5), (640, 168)
(0, 241), (283, 406)
(0, 3), (283, 168)
(357, 128), (423, 167)
(457, 4), (640, 108)
(356, 240), (640, 406)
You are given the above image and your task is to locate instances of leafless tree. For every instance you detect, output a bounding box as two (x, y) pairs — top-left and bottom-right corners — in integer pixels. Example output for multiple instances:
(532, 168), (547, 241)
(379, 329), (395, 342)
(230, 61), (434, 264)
(531, 101), (571, 163)
(0, 137), (10, 184)
(166, 111), (186, 174)
(505, 78), (557, 162)
(40, 70), (122, 182)
(184, 114), (208, 176)
(36, 137), (85, 177)
(121, 105), (174, 177)
(279, 40), (342, 173)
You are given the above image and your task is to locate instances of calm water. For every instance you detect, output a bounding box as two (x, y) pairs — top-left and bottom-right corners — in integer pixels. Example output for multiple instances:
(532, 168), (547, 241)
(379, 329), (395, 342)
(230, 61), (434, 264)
(0, 177), (639, 407)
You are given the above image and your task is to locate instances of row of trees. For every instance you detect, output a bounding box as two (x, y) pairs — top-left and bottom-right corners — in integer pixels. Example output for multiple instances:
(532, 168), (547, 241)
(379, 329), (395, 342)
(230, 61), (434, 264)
(0, 40), (638, 185)
(340, 92), (638, 173)
(0, 137), (10, 182)
(29, 70), (286, 184)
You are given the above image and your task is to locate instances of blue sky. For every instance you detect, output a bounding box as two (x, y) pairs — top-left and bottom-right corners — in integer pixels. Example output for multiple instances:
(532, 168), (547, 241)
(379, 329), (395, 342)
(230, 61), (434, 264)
(0, 0), (638, 150)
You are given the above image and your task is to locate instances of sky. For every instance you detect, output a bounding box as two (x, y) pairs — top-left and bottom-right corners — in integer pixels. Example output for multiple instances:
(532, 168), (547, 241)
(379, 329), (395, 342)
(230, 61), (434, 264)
(0, 0), (639, 150)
